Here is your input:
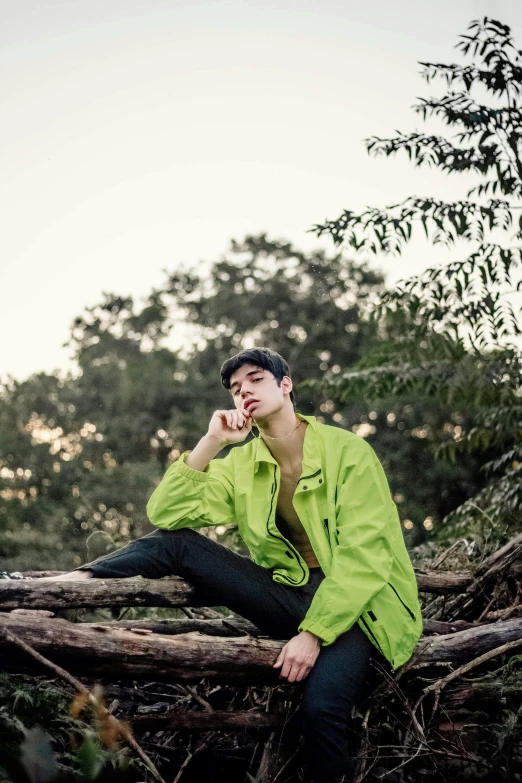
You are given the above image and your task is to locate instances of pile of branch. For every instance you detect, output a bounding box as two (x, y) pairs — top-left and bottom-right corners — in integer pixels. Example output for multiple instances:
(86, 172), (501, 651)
(1, 532), (522, 781)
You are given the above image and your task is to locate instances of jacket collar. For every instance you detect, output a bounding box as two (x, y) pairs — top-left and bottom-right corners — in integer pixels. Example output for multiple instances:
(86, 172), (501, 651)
(253, 414), (323, 476)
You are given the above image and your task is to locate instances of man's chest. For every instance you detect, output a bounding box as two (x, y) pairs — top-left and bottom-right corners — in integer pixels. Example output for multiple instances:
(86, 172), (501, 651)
(276, 466), (303, 526)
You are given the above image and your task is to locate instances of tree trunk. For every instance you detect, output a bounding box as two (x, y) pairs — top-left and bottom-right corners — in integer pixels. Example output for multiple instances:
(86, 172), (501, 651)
(411, 617), (522, 666)
(97, 617), (263, 637)
(0, 612), (282, 683)
(130, 711), (286, 730)
(0, 577), (199, 610)
(0, 570), (477, 614)
(3, 612), (522, 682)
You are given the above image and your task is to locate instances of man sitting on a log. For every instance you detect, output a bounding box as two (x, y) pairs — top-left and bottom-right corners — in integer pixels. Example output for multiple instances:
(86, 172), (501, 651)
(44, 347), (423, 783)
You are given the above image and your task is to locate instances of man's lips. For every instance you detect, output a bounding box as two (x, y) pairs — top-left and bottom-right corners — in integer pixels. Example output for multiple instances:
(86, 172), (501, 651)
(243, 399), (259, 412)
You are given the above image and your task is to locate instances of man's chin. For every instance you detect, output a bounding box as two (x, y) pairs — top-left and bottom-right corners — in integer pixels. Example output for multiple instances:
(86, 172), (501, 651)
(253, 407), (279, 425)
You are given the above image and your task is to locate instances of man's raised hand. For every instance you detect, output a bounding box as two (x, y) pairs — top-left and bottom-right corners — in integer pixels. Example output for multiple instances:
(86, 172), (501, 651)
(207, 408), (253, 445)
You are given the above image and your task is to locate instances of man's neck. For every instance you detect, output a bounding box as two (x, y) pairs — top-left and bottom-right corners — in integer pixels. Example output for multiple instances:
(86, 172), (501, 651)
(255, 410), (307, 469)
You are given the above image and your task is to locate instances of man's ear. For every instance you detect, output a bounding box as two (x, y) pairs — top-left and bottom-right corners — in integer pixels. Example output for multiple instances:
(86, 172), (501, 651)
(281, 375), (293, 396)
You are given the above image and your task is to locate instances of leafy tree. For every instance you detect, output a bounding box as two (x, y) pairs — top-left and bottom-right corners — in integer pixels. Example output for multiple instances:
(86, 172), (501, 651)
(0, 371), (157, 570)
(0, 229), (486, 569)
(163, 234), (383, 409)
(312, 17), (522, 544)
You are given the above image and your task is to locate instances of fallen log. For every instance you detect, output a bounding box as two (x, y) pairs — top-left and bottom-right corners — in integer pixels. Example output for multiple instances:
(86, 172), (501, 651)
(129, 711), (286, 730)
(0, 623), (167, 783)
(442, 679), (522, 708)
(0, 570), (474, 613)
(4, 613), (486, 639)
(0, 612), (282, 683)
(2, 612), (522, 682)
(97, 617), (263, 637)
(0, 577), (201, 610)
(410, 617), (522, 666)
(6, 533), (522, 783)
(474, 531), (522, 578)
(431, 531), (522, 621)
(72, 616), (487, 638)
(413, 569), (472, 593)
(422, 618), (479, 635)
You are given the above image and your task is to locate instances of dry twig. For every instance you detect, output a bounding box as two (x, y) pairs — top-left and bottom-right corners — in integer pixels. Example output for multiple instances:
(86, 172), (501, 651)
(0, 625), (167, 783)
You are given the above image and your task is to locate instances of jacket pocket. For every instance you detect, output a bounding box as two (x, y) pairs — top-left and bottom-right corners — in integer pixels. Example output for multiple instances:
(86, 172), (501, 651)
(387, 582), (416, 622)
(359, 611), (392, 664)
(323, 517), (339, 548)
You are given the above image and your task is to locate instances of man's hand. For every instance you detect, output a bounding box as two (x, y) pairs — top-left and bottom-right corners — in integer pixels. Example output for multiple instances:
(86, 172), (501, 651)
(185, 408), (253, 472)
(207, 408), (253, 445)
(273, 630), (321, 683)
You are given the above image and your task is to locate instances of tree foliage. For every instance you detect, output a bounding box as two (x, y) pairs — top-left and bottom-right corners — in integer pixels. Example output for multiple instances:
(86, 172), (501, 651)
(313, 17), (522, 541)
(0, 232), (480, 568)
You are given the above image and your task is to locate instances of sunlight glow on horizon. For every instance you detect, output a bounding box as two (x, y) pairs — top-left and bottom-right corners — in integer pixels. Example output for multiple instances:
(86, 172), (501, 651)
(2, 0), (520, 380)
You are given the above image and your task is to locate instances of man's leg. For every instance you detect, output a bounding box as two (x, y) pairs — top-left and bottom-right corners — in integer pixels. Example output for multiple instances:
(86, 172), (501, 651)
(50, 528), (311, 639)
(301, 623), (386, 783)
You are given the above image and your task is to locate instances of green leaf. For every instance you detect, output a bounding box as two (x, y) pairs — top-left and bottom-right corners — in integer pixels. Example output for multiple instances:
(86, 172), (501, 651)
(76, 735), (106, 781)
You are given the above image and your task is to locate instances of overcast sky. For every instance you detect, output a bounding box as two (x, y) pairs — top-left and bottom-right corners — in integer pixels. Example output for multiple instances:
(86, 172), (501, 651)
(2, 0), (521, 380)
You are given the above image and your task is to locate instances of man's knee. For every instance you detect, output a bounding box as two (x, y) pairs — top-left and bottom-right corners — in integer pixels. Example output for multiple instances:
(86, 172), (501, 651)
(142, 527), (203, 562)
(85, 527), (201, 578)
(145, 527), (199, 542)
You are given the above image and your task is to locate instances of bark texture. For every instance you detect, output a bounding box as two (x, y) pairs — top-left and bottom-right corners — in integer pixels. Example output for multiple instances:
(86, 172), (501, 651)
(2, 612), (522, 682)
(0, 569), (475, 614)
(0, 577), (200, 610)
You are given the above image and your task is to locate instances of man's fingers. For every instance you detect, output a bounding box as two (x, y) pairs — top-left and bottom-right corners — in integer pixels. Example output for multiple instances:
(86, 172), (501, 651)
(286, 663), (302, 683)
(295, 665), (310, 683)
(212, 409), (253, 440)
(280, 656), (293, 680)
(296, 665), (308, 682)
(278, 659), (312, 682)
(273, 647), (286, 668)
(285, 665), (296, 683)
(237, 410), (253, 430)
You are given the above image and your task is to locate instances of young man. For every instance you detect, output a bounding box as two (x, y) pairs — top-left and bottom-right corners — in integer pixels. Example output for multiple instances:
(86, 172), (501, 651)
(47, 347), (422, 783)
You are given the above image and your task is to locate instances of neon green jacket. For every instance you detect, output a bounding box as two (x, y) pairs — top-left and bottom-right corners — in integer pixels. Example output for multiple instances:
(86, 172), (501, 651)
(147, 414), (423, 669)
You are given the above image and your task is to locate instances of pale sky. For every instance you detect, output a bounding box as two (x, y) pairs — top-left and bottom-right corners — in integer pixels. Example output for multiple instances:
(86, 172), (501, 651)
(2, 0), (520, 380)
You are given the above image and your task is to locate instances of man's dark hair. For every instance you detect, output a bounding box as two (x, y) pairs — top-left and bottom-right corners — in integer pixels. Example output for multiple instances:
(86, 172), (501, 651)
(220, 347), (296, 408)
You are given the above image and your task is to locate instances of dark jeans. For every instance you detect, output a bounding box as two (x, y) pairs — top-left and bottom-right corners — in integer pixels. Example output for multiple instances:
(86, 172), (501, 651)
(79, 528), (386, 783)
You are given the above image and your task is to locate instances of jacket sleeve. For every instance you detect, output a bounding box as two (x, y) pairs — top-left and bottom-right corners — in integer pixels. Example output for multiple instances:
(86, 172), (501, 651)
(298, 440), (394, 645)
(146, 451), (236, 530)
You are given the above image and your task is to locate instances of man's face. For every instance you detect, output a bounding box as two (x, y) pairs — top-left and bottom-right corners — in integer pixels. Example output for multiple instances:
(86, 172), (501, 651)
(229, 364), (292, 419)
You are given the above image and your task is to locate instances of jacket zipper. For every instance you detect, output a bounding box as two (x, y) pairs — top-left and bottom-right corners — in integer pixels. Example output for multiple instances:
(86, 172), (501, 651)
(388, 582), (416, 621)
(265, 465), (306, 585)
(360, 614), (387, 661)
